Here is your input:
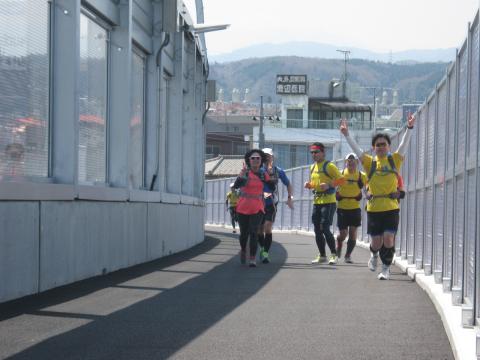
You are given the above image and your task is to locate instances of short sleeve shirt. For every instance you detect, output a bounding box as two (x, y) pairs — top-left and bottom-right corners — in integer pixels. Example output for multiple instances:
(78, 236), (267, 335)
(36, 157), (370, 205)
(362, 152), (403, 212)
(337, 169), (367, 210)
(226, 191), (239, 207)
(236, 171), (270, 215)
(310, 160), (343, 205)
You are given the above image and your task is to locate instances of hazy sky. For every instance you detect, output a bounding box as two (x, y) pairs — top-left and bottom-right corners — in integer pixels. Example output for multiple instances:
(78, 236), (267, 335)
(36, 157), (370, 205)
(184, 0), (479, 55)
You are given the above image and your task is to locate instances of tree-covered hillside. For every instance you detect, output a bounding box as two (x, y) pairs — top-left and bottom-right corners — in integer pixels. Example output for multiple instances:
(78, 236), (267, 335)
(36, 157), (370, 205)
(209, 56), (450, 104)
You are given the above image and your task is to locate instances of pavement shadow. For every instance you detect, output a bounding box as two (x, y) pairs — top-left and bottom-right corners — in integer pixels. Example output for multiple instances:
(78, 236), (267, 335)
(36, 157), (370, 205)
(0, 236), (221, 322)
(3, 230), (287, 359)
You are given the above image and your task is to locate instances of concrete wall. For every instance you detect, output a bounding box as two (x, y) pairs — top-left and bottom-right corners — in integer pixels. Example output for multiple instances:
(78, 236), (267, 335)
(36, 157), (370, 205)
(0, 201), (203, 302)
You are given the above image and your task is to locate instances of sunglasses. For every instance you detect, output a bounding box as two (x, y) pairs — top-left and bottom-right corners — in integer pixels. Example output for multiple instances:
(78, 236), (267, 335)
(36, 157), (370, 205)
(250, 156), (261, 160)
(375, 142), (388, 147)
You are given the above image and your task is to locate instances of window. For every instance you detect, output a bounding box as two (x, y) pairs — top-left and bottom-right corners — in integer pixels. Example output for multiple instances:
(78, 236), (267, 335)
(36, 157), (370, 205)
(130, 49), (146, 189)
(78, 12), (108, 184)
(286, 109), (303, 128)
(206, 145), (220, 158)
(236, 143), (248, 154)
(0, 0), (50, 178)
(286, 109), (303, 120)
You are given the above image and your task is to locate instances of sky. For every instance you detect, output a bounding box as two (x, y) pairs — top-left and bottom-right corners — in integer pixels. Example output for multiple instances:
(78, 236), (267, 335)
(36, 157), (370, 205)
(184, 0), (479, 55)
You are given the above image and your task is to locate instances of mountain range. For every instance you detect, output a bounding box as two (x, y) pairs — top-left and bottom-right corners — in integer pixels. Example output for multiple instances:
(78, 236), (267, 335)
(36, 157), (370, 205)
(209, 41), (456, 64)
(209, 56), (450, 105)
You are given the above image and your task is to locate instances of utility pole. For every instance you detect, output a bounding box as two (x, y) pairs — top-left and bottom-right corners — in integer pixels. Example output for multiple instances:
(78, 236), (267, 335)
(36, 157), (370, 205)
(360, 86), (378, 131)
(336, 49), (350, 99)
(259, 95), (265, 148)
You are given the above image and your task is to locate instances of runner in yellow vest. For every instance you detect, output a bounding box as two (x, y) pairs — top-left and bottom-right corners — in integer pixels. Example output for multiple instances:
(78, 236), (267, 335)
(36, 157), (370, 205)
(226, 183), (240, 233)
(335, 153), (367, 263)
(304, 142), (345, 265)
(340, 114), (416, 280)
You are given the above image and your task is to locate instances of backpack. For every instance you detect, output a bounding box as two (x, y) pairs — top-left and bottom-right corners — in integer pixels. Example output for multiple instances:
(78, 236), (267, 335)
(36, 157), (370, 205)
(336, 169), (363, 201)
(310, 160), (335, 194)
(265, 165), (280, 204)
(367, 154), (397, 181)
(341, 168), (364, 189)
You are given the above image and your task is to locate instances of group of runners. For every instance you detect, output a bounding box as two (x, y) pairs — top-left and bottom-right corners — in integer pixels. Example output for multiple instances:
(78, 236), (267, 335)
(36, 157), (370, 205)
(227, 114), (415, 280)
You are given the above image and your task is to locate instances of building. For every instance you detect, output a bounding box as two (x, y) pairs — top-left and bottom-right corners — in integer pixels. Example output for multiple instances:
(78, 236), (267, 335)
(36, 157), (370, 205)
(205, 155), (244, 179)
(0, 0), (209, 303)
(254, 76), (373, 169)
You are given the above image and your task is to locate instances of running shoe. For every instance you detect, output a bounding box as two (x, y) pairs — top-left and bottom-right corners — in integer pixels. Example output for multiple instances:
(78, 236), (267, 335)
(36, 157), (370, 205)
(368, 253), (378, 271)
(344, 255), (353, 264)
(249, 256), (257, 267)
(311, 254), (328, 264)
(240, 250), (246, 265)
(377, 264), (390, 280)
(261, 250), (270, 264)
(328, 254), (338, 265)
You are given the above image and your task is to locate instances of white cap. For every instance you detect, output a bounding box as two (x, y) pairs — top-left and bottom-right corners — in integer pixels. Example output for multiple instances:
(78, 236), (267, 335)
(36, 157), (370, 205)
(345, 152), (358, 160)
(262, 147), (274, 156)
(229, 182), (235, 188)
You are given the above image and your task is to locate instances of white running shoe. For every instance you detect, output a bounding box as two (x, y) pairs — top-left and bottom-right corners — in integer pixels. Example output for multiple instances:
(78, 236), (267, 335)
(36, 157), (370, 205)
(377, 264), (390, 280)
(368, 254), (378, 272)
(328, 254), (338, 265)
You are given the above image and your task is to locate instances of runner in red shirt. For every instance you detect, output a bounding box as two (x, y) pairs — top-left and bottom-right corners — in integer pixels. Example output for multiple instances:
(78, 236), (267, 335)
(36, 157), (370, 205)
(233, 149), (276, 267)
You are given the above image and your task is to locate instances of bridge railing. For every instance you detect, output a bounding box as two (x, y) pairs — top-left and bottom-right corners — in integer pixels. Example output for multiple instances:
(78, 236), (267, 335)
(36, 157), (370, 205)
(206, 7), (480, 342)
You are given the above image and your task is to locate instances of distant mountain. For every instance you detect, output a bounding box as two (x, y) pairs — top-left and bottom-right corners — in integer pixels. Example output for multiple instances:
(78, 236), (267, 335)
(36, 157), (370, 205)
(209, 56), (449, 104)
(209, 41), (456, 64)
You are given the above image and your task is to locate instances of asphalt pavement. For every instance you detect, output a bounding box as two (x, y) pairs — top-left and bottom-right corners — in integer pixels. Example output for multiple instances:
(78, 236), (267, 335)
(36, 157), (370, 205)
(0, 227), (454, 360)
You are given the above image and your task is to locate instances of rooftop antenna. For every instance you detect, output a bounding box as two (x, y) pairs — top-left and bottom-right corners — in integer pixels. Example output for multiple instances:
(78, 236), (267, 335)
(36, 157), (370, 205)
(336, 49), (350, 99)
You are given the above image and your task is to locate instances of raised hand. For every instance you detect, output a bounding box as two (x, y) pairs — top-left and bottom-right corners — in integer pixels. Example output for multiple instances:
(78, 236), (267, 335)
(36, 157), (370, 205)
(340, 118), (349, 137)
(239, 163), (247, 177)
(407, 113), (416, 128)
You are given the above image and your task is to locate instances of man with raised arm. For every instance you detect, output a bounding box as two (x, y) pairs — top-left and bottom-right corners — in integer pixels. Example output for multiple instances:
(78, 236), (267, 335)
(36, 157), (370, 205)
(339, 114), (415, 279)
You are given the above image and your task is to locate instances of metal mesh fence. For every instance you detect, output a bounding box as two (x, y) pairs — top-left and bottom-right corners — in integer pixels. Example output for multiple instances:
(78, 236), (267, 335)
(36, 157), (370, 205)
(205, 9), (480, 329)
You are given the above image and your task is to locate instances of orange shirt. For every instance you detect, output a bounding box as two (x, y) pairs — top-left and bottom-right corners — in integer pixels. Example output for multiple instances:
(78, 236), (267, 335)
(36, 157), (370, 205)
(236, 171), (270, 215)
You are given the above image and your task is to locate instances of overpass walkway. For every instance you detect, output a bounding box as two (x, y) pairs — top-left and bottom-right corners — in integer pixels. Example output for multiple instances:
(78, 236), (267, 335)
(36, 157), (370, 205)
(0, 228), (453, 359)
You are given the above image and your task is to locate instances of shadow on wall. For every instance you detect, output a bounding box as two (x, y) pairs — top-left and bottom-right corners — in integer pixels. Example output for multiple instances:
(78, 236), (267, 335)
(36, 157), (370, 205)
(1, 230), (287, 359)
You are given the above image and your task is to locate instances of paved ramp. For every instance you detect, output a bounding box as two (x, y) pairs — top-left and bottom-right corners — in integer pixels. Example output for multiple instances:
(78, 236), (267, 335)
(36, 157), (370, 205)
(0, 228), (453, 359)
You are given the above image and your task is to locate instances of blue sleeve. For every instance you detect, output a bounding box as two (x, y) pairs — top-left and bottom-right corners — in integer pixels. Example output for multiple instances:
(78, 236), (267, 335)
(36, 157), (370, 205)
(278, 167), (290, 186)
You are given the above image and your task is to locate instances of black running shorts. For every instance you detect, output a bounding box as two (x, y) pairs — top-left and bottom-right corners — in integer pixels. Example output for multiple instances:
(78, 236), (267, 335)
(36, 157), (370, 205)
(367, 209), (400, 236)
(337, 208), (361, 230)
(263, 203), (277, 223)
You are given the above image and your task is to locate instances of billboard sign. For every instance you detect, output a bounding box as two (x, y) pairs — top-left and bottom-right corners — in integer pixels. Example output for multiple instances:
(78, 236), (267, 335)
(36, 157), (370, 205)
(276, 75), (307, 95)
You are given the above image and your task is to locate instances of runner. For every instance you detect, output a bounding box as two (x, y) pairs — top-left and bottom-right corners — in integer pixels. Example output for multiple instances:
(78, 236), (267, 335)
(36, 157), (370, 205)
(258, 148), (293, 264)
(335, 153), (367, 263)
(233, 149), (275, 267)
(340, 114), (415, 279)
(304, 142), (345, 265)
(225, 183), (239, 233)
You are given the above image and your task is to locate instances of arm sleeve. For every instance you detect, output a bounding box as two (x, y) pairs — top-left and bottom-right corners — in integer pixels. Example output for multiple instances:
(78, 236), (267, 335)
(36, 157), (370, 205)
(397, 128), (413, 156)
(278, 168), (290, 186)
(344, 134), (365, 159)
(264, 172), (276, 192)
